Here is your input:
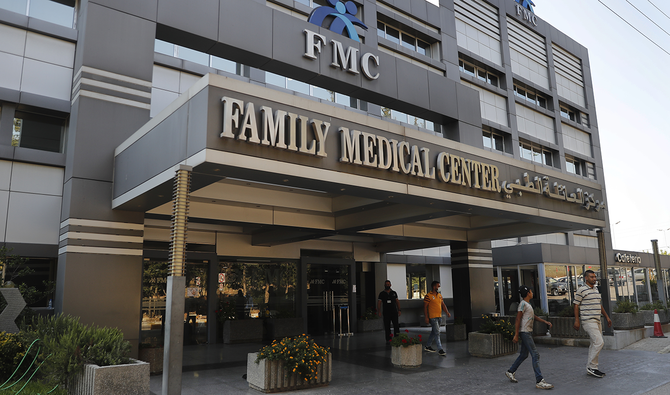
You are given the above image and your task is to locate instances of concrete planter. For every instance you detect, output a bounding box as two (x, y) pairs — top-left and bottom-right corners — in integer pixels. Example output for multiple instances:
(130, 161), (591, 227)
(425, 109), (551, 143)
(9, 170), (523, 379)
(357, 319), (383, 332)
(247, 352), (331, 393)
(391, 344), (422, 368)
(264, 318), (304, 340)
(548, 317), (589, 338)
(640, 310), (669, 326)
(224, 319), (263, 344)
(446, 323), (467, 341)
(533, 320), (548, 336)
(612, 312), (645, 330)
(137, 347), (163, 375)
(68, 359), (149, 395)
(468, 332), (518, 358)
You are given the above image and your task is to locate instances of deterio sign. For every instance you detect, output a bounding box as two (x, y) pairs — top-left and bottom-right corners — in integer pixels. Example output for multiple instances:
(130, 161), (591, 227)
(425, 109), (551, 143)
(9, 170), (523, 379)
(219, 96), (606, 212)
(304, 0), (380, 80)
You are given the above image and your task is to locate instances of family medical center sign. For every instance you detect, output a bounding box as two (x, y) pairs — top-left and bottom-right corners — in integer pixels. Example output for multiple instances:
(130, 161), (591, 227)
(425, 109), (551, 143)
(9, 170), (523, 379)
(220, 95), (605, 213)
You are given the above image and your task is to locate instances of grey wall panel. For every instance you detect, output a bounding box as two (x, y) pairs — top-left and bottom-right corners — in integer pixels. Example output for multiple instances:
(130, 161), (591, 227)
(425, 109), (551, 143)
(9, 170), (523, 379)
(58, 253), (142, 347)
(76, 3), (156, 81)
(409, 0), (429, 22)
(186, 89), (210, 159)
(157, 0), (219, 43)
(0, 52), (23, 91)
(395, 59), (430, 115)
(0, 87), (20, 103)
(0, 161), (11, 190)
(455, 83), (483, 127)
(4, 242), (58, 257)
(91, 0), (158, 22)
(5, 192), (61, 244)
(0, 23), (27, 56)
(20, 59), (72, 101)
(62, 178), (142, 223)
(215, 0), (273, 68)
(26, 18), (77, 41)
(0, 190), (8, 242)
(268, 10), (320, 82)
(356, 51), (397, 106)
(113, 101), (191, 197)
(67, 98), (150, 182)
(24, 32), (75, 68)
(10, 162), (63, 196)
(427, 71), (458, 119)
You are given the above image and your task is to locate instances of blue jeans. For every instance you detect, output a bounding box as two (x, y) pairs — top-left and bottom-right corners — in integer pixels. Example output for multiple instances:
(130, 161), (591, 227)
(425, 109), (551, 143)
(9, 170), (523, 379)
(426, 317), (442, 351)
(509, 332), (543, 382)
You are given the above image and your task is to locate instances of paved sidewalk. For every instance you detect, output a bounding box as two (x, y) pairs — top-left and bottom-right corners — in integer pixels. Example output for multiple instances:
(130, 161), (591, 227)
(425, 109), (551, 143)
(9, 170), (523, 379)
(150, 327), (670, 394)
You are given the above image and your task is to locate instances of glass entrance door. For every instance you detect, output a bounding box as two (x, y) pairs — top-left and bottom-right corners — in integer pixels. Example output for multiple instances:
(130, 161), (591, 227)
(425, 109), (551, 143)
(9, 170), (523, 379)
(306, 264), (349, 335)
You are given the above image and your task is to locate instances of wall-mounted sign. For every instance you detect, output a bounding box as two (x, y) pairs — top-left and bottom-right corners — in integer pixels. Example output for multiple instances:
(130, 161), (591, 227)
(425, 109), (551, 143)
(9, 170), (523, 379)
(308, 0), (368, 42)
(219, 95), (605, 212)
(304, 29), (380, 80)
(515, 0), (538, 26)
(615, 253), (642, 265)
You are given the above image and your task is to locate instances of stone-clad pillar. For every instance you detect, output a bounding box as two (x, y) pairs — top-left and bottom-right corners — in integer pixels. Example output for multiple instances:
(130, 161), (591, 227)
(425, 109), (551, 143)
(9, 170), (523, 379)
(450, 241), (496, 333)
(55, 1), (157, 354)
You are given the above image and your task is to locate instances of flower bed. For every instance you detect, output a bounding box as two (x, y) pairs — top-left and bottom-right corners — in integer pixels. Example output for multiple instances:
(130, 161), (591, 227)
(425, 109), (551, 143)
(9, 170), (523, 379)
(390, 330), (422, 368)
(468, 332), (518, 358)
(248, 334), (331, 392)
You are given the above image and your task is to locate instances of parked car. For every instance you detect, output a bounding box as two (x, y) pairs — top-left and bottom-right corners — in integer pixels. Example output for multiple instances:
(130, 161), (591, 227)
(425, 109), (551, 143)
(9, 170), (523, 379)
(546, 277), (567, 296)
(634, 268), (646, 281)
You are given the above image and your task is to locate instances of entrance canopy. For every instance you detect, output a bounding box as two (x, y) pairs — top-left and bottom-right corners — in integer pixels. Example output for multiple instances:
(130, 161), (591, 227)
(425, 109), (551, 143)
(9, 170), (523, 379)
(113, 74), (606, 253)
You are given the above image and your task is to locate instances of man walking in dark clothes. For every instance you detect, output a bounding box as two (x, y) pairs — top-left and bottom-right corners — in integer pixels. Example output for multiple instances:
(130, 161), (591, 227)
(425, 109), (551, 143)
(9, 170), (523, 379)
(378, 280), (401, 343)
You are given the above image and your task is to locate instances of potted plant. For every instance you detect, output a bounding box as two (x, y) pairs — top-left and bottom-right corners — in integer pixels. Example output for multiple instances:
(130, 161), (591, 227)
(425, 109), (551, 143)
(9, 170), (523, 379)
(548, 304), (590, 338)
(533, 307), (549, 336)
(390, 330), (422, 368)
(357, 307), (383, 332)
(468, 315), (518, 358)
(22, 314), (149, 395)
(639, 301), (669, 325)
(247, 334), (331, 393)
(612, 300), (645, 330)
(138, 336), (164, 374)
(446, 317), (467, 341)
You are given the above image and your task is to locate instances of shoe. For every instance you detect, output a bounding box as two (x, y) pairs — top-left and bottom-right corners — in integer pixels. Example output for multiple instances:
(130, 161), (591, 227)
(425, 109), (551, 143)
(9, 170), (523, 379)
(424, 346), (436, 352)
(505, 371), (518, 383)
(587, 368), (604, 378)
(594, 369), (606, 377)
(438, 349), (446, 356)
(536, 379), (554, 389)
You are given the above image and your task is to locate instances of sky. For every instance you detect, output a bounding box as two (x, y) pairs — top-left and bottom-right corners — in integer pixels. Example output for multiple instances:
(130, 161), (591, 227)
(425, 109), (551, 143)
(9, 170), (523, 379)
(424, 0), (670, 252)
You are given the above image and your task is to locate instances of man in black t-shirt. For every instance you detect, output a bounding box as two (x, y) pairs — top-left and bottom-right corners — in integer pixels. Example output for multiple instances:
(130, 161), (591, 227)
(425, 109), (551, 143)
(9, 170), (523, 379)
(377, 280), (401, 343)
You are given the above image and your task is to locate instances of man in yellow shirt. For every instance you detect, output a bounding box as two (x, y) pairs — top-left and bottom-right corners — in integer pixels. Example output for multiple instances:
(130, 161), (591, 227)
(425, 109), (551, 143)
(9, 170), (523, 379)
(423, 281), (451, 356)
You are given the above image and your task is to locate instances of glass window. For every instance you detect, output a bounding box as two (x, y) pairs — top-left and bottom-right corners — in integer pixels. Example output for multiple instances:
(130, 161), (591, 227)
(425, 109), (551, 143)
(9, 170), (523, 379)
(586, 162), (596, 180)
(13, 111), (65, 153)
(477, 68), (487, 83)
(581, 113), (590, 127)
(286, 78), (310, 95)
(483, 131), (492, 149)
(537, 96), (547, 108)
(386, 26), (400, 44)
(401, 34), (416, 51)
(28, 0), (75, 28)
(488, 74), (499, 87)
(406, 264), (426, 299)
(417, 40), (431, 57)
(0, 0), (28, 14)
(462, 63), (475, 77)
(334, 92), (350, 106)
(311, 86), (334, 102)
(543, 150), (553, 167)
(211, 56), (237, 74)
(521, 143), (532, 161)
(565, 159), (576, 174)
(377, 21), (385, 38)
(493, 133), (504, 152)
(218, 261), (298, 319)
(176, 46), (209, 66)
(155, 40), (174, 56)
(391, 109), (407, 123)
(265, 72), (286, 88)
(141, 260), (168, 343)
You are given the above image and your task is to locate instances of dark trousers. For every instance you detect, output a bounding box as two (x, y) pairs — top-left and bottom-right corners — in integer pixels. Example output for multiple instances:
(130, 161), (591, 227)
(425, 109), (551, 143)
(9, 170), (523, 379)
(383, 313), (399, 342)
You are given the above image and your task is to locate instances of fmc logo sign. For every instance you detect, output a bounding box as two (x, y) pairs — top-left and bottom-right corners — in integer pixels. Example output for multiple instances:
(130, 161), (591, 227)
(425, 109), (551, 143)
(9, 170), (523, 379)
(514, 0), (538, 26)
(308, 0), (368, 42)
(303, 0), (380, 80)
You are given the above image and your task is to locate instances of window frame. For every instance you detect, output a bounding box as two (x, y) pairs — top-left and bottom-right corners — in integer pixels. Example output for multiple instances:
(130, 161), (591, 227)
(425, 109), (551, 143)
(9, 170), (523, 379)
(460, 59), (500, 88)
(519, 139), (554, 167)
(378, 20), (433, 58)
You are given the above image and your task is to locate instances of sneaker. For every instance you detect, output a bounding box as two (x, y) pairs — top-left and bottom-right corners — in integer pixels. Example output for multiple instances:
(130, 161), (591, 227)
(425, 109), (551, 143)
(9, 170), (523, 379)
(536, 379), (554, 389)
(438, 349), (446, 356)
(587, 368), (604, 378)
(424, 346), (436, 353)
(505, 371), (518, 383)
(594, 369), (606, 377)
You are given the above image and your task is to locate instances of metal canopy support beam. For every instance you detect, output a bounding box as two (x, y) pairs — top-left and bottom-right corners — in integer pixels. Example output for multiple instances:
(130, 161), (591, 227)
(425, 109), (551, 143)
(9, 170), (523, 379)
(652, 240), (667, 305)
(162, 165), (192, 395)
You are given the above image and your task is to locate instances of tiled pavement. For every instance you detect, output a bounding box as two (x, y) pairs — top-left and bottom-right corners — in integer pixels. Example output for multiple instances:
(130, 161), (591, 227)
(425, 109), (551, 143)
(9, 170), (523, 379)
(150, 326), (670, 394)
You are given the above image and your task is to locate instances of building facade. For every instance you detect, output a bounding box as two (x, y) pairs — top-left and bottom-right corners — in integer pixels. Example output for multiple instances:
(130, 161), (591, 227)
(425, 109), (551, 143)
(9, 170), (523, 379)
(0, 0), (623, 351)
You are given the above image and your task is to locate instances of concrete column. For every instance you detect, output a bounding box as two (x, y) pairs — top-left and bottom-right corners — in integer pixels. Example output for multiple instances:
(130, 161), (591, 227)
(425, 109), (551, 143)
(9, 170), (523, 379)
(652, 240), (667, 305)
(450, 241), (496, 333)
(162, 165), (192, 395)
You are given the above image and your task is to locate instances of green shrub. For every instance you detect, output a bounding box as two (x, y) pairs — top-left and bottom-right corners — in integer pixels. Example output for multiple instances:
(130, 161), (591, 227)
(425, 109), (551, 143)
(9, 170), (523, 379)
(639, 300), (666, 311)
(613, 300), (638, 314)
(0, 380), (65, 395)
(534, 307), (549, 317)
(0, 332), (27, 381)
(478, 315), (514, 341)
(558, 305), (575, 317)
(21, 315), (131, 387)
